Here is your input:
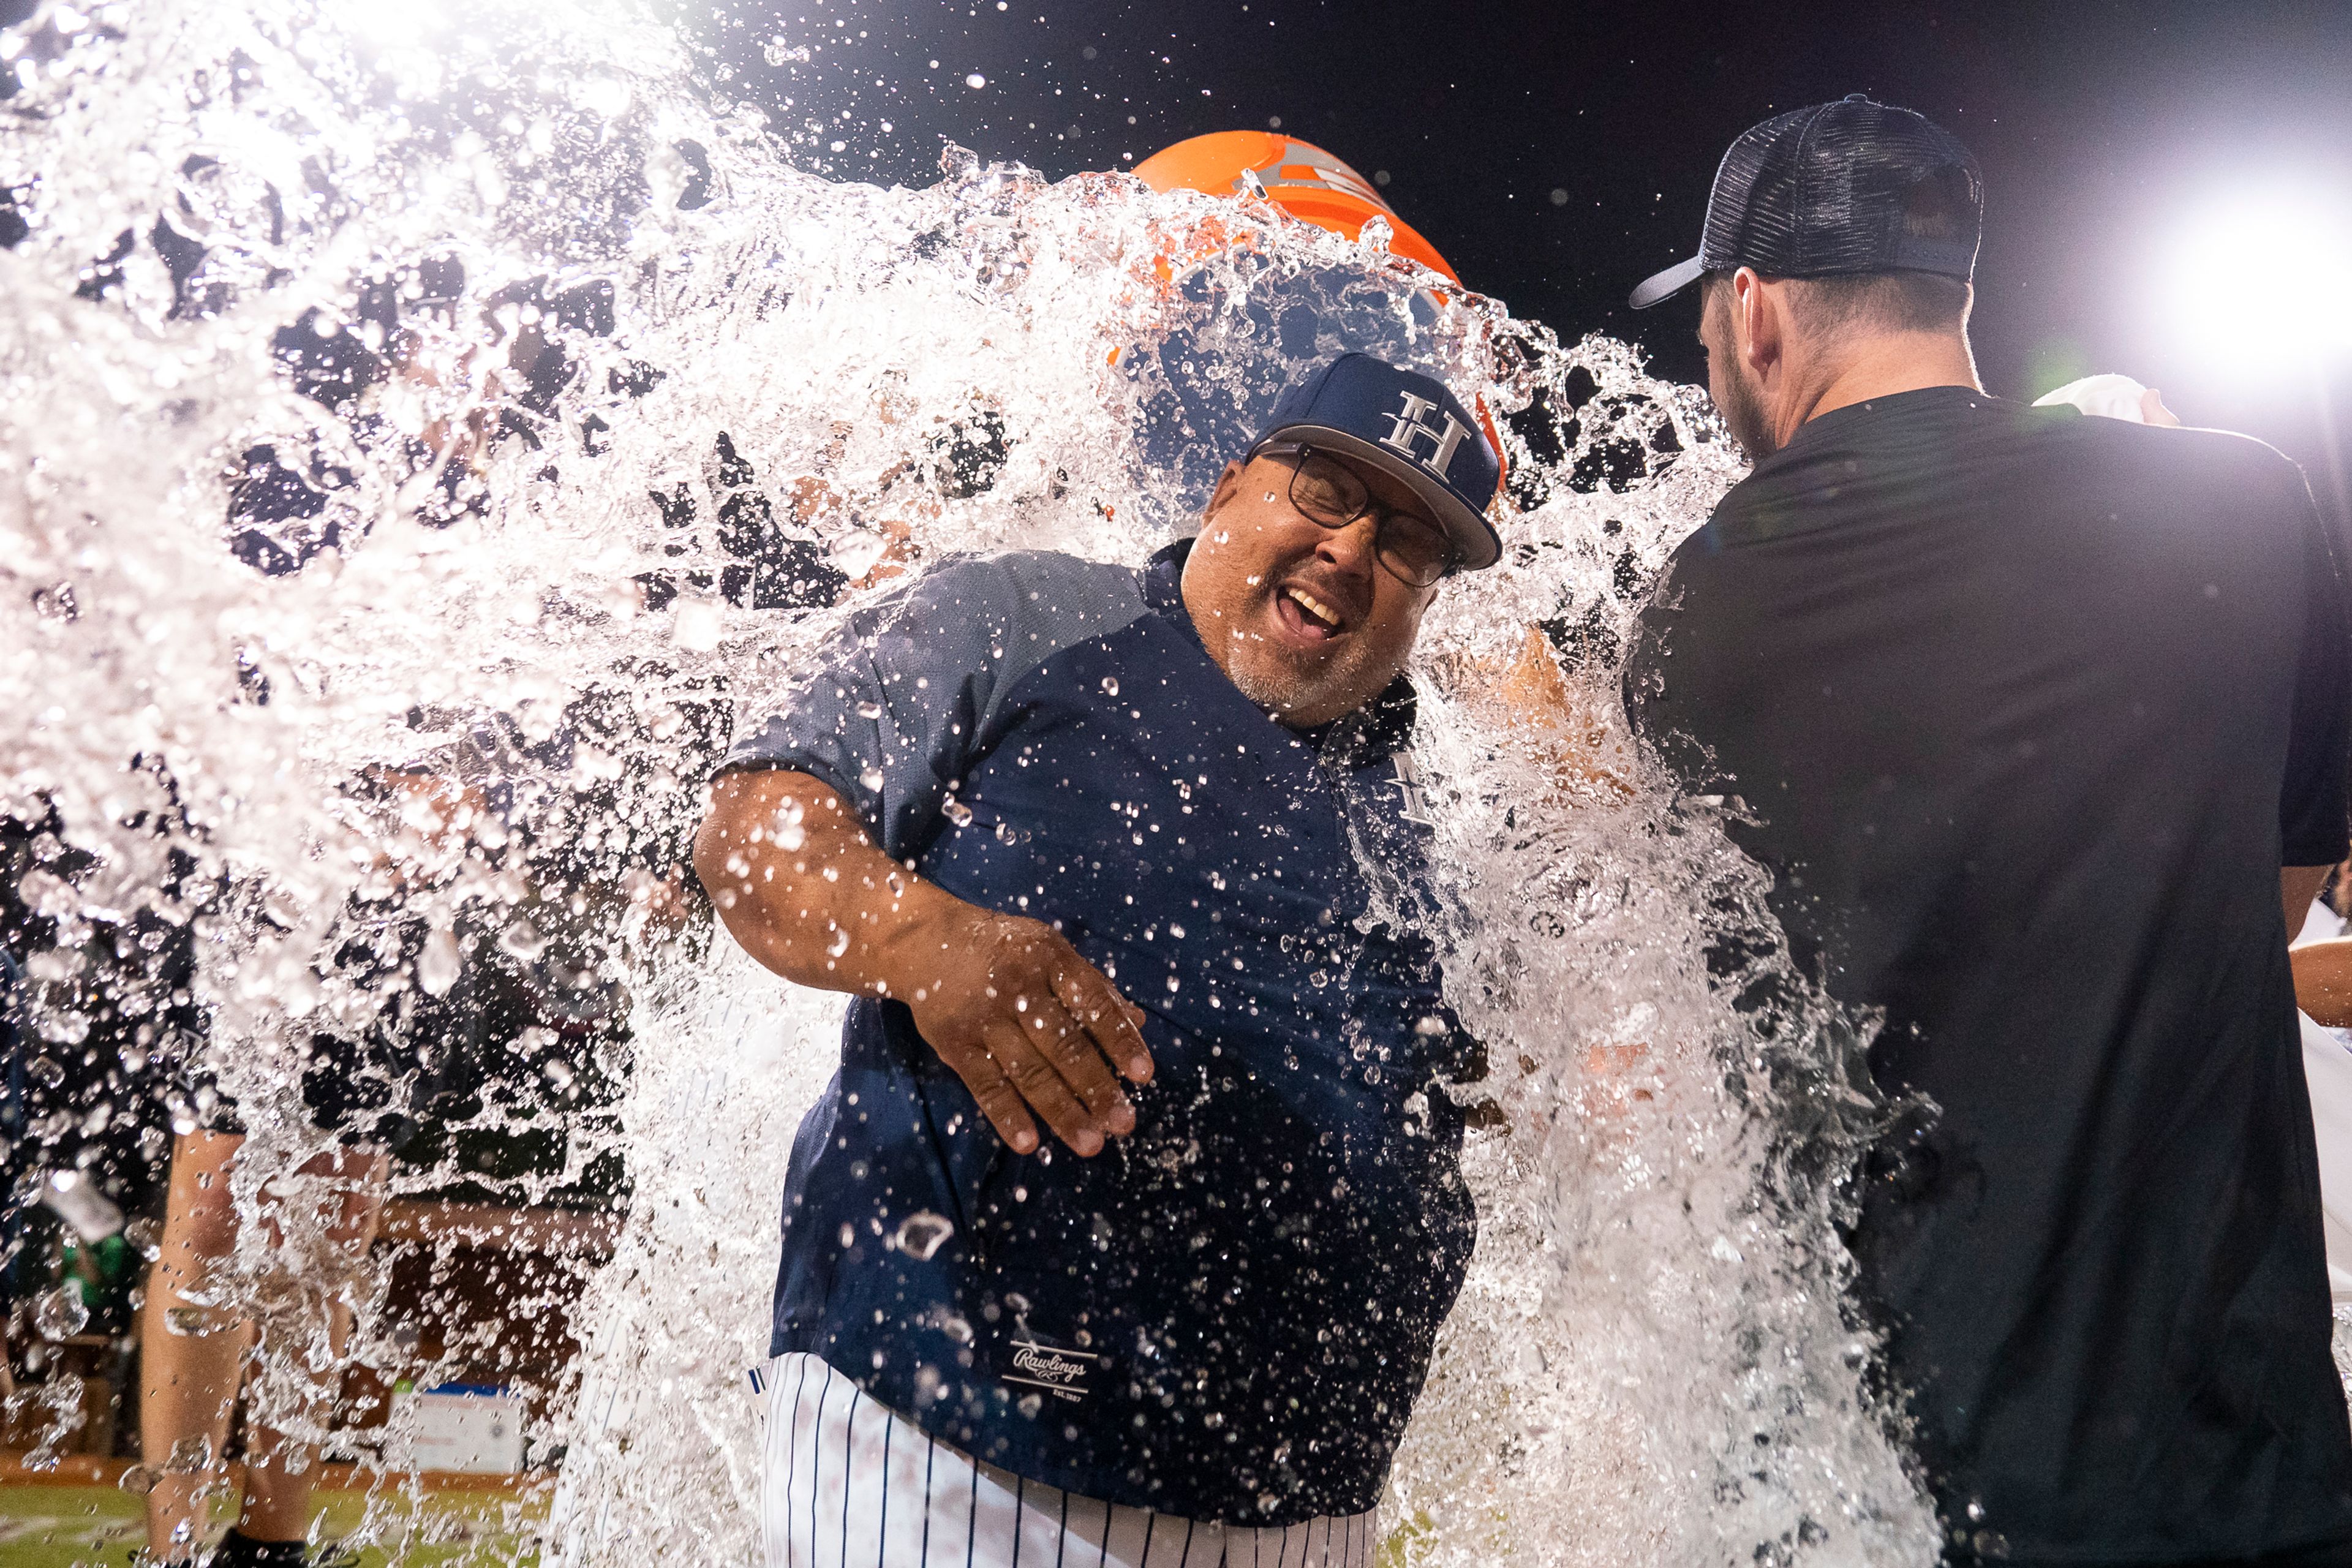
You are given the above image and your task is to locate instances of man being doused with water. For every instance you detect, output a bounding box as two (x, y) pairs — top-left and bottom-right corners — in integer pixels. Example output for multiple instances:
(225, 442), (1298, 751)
(696, 353), (1500, 1566)
(1623, 98), (2352, 1564)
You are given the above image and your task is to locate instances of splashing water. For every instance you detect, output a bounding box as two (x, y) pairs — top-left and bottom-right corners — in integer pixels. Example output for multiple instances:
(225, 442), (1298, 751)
(0, 1), (1939, 1562)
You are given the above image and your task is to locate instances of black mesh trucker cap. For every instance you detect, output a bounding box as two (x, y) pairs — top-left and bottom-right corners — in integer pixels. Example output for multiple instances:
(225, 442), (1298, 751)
(1629, 94), (1982, 310)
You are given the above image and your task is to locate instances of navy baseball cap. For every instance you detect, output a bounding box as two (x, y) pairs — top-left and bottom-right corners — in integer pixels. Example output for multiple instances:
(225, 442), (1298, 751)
(1630, 94), (1982, 310)
(1245, 353), (1504, 571)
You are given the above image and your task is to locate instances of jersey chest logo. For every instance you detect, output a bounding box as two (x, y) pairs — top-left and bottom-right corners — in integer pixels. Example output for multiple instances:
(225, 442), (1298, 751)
(1390, 749), (1434, 827)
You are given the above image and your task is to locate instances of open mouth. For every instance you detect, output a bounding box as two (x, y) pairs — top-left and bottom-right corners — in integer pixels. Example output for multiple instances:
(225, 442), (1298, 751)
(1272, 582), (1349, 643)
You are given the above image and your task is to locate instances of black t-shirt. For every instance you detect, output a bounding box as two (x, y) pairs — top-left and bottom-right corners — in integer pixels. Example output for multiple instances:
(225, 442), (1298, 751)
(1624, 387), (2352, 1564)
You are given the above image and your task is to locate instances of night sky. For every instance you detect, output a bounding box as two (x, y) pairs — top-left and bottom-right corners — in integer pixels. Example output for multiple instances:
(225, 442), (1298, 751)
(691, 0), (2352, 512)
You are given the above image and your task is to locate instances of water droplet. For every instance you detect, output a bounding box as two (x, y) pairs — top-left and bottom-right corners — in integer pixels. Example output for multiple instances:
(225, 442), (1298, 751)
(941, 797), (974, 827)
(499, 918), (547, 960)
(965, 72), (987, 88)
(857, 700), (885, 720)
(894, 1211), (955, 1260)
(859, 765), (887, 792)
(1099, 676), (1119, 696)
(118, 1464), (161, 1495)
(416, 927), (461, 997)
(672, 600), (723, 651)
(28, 1055), (63, 1088)
(34, 1284), (88, 1340)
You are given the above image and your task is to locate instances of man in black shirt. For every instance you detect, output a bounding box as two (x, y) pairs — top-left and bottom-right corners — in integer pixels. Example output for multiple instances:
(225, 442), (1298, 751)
(1623, 97), (2352, 1566)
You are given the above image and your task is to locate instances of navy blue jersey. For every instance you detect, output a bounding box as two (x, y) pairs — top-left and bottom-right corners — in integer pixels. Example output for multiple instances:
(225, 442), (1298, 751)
(722, 540), (1477, 1525)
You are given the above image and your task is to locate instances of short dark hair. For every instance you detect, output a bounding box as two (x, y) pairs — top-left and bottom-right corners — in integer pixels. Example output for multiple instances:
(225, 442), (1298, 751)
(1702, 164), (1975, 337)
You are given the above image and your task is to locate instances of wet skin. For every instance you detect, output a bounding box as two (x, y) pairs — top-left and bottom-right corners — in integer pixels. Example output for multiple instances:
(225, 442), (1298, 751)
(695, 450), (1447, 1155)
(1180, 451), (1444, 729)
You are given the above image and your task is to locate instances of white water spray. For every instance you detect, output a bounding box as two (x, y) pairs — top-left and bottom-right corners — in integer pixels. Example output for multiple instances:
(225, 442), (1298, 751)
(0, 1), (1938, 1561)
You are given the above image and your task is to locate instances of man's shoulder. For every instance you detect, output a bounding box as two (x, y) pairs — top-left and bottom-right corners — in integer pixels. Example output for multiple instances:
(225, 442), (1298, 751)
(2189, 431), (2316, 519)
(1702, 399), (2312, 541)
(890, 549), (1145, 625)
(2057, 411), (2307, 486)
(2033, 418), (2324, 557)
(860, 549), (1155, 696)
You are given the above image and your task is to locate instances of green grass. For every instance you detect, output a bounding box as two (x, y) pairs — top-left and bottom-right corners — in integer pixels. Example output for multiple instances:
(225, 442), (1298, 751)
(0, 1480), (546, 1567)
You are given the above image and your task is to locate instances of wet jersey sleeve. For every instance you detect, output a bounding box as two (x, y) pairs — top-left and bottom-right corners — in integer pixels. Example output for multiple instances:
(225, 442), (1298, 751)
(720, 552), (1145, 860)
(2281, 473), (2352, 867)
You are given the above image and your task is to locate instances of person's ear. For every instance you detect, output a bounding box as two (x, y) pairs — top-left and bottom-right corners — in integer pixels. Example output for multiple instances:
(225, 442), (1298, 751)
(1202, 458), (1248, 523)
(1733, 267), (1781, 380)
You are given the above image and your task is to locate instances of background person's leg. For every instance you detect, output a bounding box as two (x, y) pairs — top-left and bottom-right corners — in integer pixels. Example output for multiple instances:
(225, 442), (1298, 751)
(231, 1144), (388, 1545)
(141, 1129), (256, 1562)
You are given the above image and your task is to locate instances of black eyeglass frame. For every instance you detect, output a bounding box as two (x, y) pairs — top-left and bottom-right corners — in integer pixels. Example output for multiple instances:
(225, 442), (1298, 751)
(1253, 441), (1461, 589)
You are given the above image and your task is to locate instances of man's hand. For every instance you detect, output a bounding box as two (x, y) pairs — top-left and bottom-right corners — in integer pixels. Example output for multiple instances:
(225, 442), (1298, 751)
(695, 769), (1153, 1156)
(1457, 627), (1631, 801)
(894, 903), (1151, 1157)
(2286, 865), (2348, 1027)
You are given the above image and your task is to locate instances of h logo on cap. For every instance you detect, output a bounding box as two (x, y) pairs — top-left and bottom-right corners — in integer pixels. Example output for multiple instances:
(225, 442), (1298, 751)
(1378, 391), (1469, 478)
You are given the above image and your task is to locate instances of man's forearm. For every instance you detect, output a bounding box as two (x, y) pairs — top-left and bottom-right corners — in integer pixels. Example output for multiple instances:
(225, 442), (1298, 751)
(694, 768), (962, 1000)
(693, 766), (1153, 1156)
(2296, 939), (2352, 1030)
(2285, 866), (2334, 937)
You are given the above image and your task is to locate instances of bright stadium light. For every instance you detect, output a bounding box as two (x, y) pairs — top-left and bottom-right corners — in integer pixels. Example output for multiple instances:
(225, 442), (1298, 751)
(2163, 186), (2352, 374)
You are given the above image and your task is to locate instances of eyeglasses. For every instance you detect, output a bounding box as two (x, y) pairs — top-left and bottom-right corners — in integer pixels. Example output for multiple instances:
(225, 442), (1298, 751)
(1257, 443), (1458, 589)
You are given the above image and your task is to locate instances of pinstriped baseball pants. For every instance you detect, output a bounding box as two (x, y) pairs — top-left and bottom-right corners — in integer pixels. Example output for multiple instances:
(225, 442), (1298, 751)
(755, 1353), (1379, 1568)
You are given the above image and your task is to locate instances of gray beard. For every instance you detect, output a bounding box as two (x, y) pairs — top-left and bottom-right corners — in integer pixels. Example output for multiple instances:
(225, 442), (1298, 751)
(1223, 638), (1376, 726)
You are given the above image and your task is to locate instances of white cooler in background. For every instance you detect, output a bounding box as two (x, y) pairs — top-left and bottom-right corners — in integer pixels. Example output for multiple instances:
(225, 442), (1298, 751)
(390, 1381), (527, 1474)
